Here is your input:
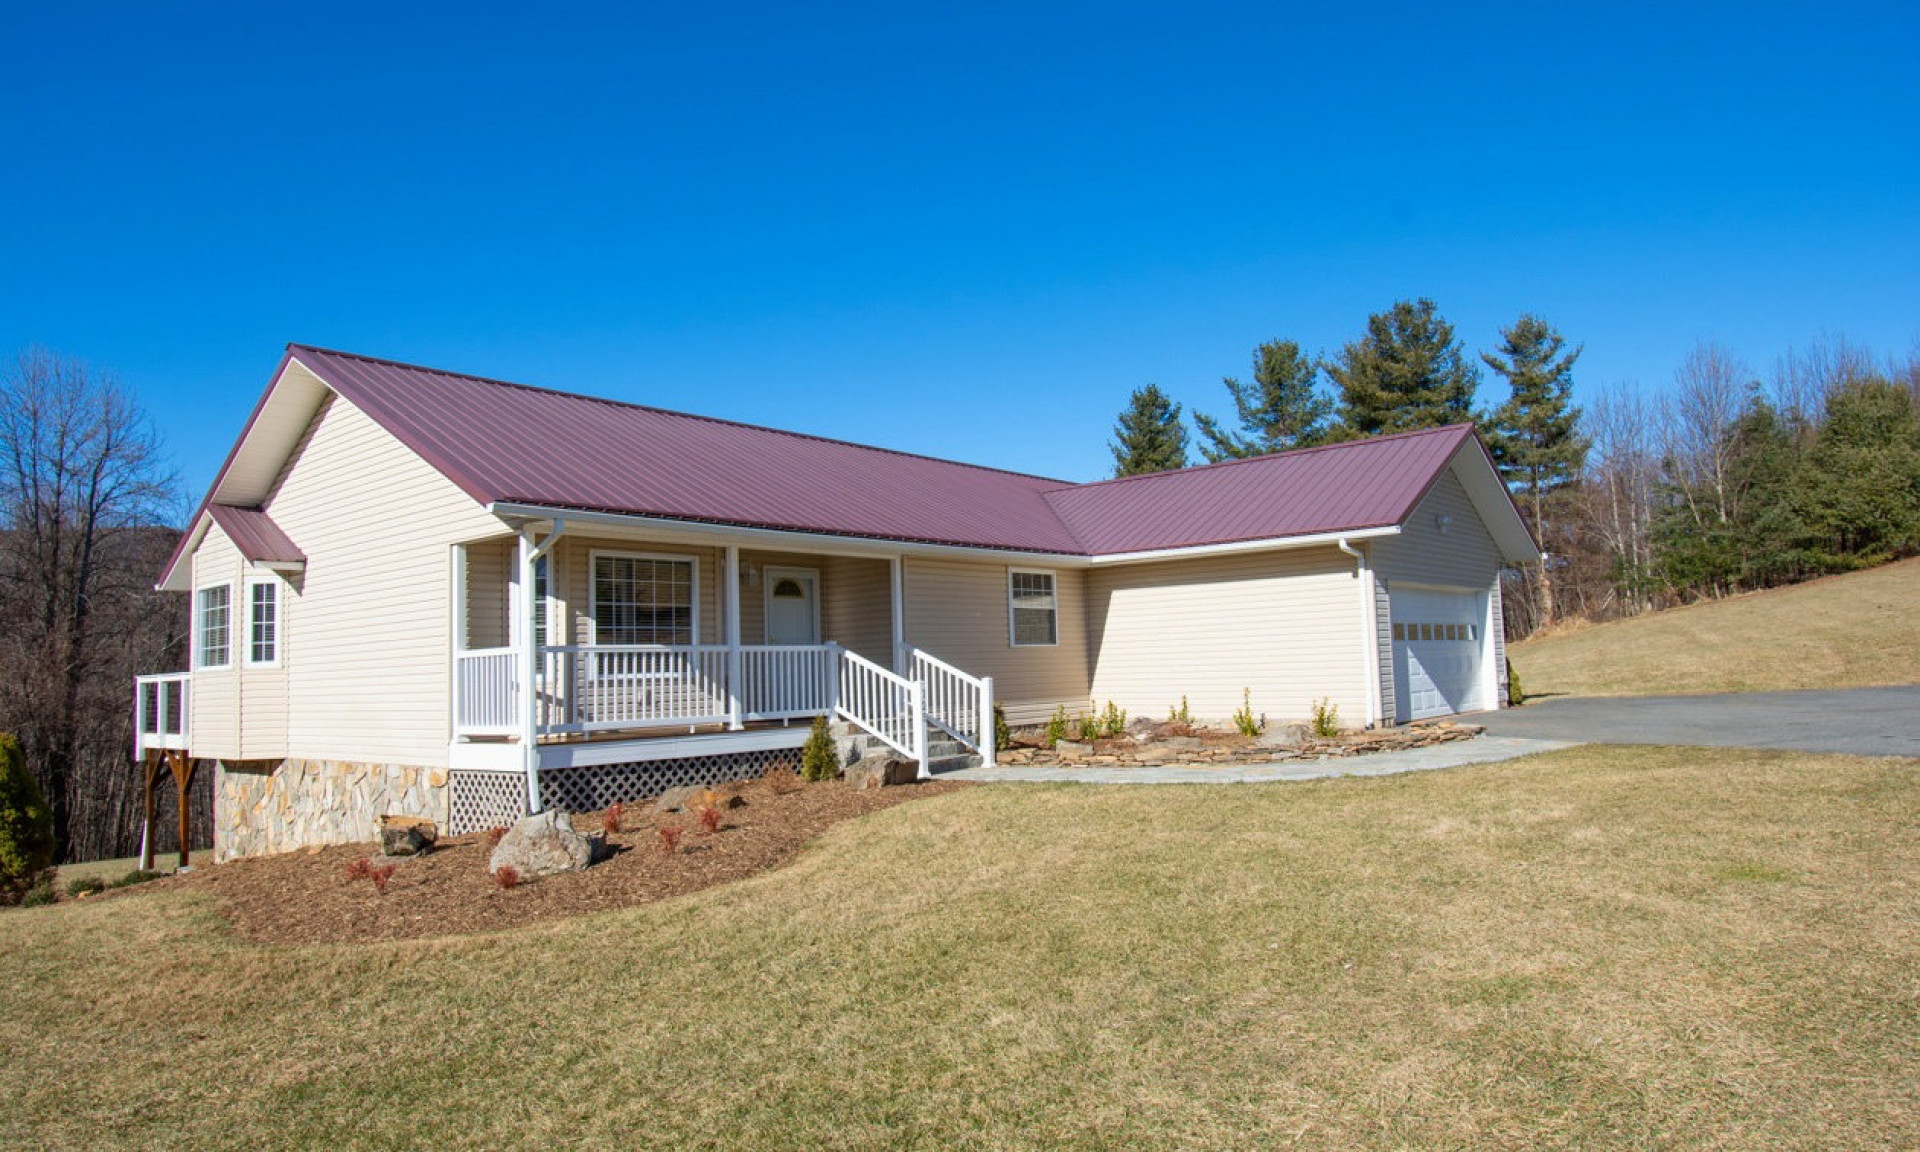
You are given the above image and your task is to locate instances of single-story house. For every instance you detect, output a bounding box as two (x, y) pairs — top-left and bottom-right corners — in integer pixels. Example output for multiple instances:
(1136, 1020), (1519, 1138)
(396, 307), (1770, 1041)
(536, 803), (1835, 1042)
(133, 345), (1540, 861)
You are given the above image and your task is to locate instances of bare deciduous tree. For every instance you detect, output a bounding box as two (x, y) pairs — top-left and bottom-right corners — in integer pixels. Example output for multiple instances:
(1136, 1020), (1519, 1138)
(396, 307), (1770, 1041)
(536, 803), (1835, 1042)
(0, 347), (186, 861)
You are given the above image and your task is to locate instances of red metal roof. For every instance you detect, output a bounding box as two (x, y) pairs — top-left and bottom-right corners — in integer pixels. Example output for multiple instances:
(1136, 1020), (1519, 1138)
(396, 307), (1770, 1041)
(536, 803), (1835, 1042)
(206, 505), (305, 565)
(1042, 426), (1476, 554)
(281, 345), (1487, 557)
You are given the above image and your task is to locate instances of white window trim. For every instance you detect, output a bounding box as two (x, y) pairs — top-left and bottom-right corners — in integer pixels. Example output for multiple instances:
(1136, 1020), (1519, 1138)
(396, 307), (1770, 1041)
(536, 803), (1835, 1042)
(587, 548), (701, 647)
(761, 565), (821, 645)
(194, 582), (234, 672)
(1007, 567), (1060, 648)
(243, 574), (282, 669)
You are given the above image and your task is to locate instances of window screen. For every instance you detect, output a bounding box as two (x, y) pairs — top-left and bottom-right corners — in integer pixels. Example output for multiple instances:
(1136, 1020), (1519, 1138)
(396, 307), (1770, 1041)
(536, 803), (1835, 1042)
(248, 581), (278, 665)
(594, 555), (695, 644)
(1009, 571), (1057, 646)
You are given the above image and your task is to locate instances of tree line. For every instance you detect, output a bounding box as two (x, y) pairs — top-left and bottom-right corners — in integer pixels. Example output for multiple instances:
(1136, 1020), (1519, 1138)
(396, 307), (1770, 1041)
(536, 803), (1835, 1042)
(1108, 302), (1920, 638)
(0, 349), (197, 866)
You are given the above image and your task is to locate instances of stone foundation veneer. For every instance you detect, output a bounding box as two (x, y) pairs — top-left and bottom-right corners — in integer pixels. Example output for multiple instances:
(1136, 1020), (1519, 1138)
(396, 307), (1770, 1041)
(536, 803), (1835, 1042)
(215, 758), (449, 862)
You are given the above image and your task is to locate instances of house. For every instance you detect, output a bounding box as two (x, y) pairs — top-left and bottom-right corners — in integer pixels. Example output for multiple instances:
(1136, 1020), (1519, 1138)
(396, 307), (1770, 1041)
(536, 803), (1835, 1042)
(133, 345), (1540, 861)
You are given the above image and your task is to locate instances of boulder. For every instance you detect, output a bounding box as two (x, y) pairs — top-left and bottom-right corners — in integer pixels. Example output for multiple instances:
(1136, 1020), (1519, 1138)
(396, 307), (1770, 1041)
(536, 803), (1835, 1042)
(489, 809), (599, 879)
(844, 752), (919, 790)
(1256, 723), (1313, 749)
(1053, 740), (1093, 757)
(379, 814), (438, 857)
(654, 785), (702, 813)
(656, 784), (746, 813)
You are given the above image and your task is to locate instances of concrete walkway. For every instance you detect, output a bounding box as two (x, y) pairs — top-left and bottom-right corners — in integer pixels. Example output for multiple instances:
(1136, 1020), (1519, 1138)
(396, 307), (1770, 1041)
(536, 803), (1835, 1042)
(940, 735), (1576, 785)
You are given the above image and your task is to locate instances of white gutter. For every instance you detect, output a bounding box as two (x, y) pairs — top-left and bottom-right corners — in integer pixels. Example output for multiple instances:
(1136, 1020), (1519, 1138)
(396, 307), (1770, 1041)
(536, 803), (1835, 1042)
(1336, 537), (1383, 729)
(487, 501), (1402, 568)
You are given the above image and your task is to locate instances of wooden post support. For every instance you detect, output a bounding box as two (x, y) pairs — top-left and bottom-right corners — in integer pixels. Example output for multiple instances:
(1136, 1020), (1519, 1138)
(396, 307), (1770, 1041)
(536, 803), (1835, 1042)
(167, 751), (196, 870)
(140, 753), (162, 872)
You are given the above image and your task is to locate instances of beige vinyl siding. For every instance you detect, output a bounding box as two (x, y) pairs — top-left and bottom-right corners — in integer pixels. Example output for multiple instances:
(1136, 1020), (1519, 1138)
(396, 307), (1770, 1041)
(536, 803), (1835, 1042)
(901, 558), (1089, 725)
(463, 536), (514, 649)
(1374, 573), (1394, 714)
(264, 393), (503, 767)
(1087, 546), (1369, 727)
(1371, 466), (1503, 590)
(186, 523), (292, 760)
(820, 555), (893, 666)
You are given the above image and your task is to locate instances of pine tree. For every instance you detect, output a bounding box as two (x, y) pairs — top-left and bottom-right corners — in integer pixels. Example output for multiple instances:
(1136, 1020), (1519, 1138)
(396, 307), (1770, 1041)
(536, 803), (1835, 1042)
(1109, 385), (1189, 476)
(1194, 339), (1332, 461)
(1482, 314), (1587, 623)
(1326, 298), (1479, 439)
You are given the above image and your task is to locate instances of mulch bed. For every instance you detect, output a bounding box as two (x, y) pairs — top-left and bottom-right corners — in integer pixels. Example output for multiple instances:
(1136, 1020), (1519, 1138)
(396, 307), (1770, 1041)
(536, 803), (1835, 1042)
(109, 776), (969, 945)
(999, 721), (1485, 768)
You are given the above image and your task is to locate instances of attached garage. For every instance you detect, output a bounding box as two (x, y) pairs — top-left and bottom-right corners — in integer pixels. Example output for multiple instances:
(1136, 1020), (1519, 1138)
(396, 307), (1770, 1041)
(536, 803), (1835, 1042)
(1390, 586), (1491, 722)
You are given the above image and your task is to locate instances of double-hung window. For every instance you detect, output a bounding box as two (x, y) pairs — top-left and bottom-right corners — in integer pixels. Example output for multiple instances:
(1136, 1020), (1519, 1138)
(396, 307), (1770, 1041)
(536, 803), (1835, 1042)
(1008, 569), (1058, 647)
(246, 579), (280, 667)
(592, 553), (696, 645)
(196, 584), (232, 670)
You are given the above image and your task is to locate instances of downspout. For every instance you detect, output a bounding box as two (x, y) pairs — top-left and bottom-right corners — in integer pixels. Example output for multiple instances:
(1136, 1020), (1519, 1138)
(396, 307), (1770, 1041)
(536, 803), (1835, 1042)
(518, 518), (566, 813)
(1336, 537), (1382, 729)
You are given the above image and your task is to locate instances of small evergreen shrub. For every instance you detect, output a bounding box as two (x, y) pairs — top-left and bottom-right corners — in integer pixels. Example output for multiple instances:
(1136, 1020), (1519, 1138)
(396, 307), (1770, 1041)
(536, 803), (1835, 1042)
(1100, 700), (1127, 737)
(1044, 707), (1071, 749)
(1074, 711), (1101, 742)
(1167, 696), (1194, 726)
(801, 715), (839, 782)
(66, 875), (107, 898)
(0, 733), (55, 902)
(1506, 658), (1525, 706)
(20, 878), (55, 908)
(110, 870), (165, 889)
(994, 705), (1011, 752)
(1231, 689), (1260, 737)
(1312, 696), (1341, 738)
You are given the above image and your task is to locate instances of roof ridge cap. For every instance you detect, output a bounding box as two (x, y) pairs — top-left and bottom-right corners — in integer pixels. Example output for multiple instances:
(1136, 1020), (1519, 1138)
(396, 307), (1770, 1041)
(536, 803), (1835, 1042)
(1043, 423), (1473, 495)
(288, 343), (1076, 488)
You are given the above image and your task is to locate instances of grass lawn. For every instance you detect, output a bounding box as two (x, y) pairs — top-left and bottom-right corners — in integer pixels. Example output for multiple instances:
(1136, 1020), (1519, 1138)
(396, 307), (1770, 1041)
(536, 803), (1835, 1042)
(1511, 556), (1920, 698)
(3, 747), (1916, 1148)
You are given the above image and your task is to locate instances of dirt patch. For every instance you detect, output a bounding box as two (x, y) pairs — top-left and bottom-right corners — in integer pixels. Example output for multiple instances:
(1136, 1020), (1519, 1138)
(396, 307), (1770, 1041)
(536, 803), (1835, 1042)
(109, 776), (969, 945)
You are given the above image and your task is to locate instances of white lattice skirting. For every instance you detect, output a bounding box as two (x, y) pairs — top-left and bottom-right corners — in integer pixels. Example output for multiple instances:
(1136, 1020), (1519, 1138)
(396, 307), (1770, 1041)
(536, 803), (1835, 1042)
(447, 747), (800, 834)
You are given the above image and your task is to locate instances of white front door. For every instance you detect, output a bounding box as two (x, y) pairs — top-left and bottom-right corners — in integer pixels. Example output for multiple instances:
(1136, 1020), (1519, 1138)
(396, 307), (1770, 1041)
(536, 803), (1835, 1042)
(1391, 588), (1488, 722)
(765, 567), (819, 645)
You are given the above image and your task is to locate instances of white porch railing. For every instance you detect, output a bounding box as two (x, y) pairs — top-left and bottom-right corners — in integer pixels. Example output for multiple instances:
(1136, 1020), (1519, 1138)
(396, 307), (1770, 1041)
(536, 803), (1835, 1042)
(741, 644), (837, 721)
(454, 647), (518, 735)
(134, 673), (190, 757)
(901, 645), (996, 768)
(536, 645), (734, 734)
(836, 647), (926, 773)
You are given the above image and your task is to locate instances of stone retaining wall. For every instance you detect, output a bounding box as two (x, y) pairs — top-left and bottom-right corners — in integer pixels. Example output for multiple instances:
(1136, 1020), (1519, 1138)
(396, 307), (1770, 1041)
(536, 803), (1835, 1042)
(215, 759), (449, 861)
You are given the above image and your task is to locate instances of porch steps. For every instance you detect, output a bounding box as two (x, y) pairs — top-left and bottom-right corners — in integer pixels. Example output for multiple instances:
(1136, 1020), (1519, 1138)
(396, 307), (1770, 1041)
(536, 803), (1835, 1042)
(842, 726), (983, 775)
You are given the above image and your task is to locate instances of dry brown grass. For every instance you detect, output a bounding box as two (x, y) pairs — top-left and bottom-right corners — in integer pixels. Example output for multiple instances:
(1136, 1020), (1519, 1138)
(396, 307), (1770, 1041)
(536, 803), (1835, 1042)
(2, 746), (1917, 1148)
(1512, 556), (1920, 697)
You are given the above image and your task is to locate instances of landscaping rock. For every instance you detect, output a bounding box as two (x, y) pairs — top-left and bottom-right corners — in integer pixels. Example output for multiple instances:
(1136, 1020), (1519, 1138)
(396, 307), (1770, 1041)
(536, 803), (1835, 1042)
(657, 784), (748, 812)
(1053, 740), (1092, 756)
(844, 752), (919, 790)
(490, 809), (600, 879)
(1158, 735), (1204, 751)
(654, 785), (702, 813)
(378, 814), (438, 857)
(1257, 723), (1312, 749)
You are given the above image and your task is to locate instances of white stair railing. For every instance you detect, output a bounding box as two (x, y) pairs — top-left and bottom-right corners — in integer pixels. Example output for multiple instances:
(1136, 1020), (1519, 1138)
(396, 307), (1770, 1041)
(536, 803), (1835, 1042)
(901, 645), (996, 768)
(835, 645), (927, 777)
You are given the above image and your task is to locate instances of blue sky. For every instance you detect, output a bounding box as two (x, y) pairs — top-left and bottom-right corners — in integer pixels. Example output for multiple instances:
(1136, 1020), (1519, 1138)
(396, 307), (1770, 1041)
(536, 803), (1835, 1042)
(4, 1), (1915, 500)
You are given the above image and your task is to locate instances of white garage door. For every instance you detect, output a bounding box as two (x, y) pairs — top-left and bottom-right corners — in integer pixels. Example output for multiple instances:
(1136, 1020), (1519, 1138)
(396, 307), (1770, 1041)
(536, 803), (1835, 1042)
(1391, 588), (1487, 722)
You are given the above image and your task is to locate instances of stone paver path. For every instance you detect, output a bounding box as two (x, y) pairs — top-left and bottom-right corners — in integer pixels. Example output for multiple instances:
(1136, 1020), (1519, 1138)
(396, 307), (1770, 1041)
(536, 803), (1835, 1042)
(940, 735), (1575, 785)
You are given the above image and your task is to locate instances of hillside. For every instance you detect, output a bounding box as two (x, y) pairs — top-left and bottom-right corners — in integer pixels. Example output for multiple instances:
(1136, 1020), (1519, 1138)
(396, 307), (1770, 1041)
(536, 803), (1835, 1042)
(1510, 556), (1920, 698)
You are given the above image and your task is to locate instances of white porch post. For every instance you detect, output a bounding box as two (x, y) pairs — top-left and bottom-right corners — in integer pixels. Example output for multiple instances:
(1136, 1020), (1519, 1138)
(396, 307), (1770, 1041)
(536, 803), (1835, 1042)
(724, 545), (744, 730)
(450, 542), (468, 743)
(890, 555), (906, 674)
(979, 675), (996, 768)
(517, 520), (566, 812)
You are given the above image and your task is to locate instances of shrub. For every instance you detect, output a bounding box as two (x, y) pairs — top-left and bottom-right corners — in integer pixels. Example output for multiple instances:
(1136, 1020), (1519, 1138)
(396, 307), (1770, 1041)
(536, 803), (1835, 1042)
(369, 863), (397, 894)
(993, 705), (1011, 752)
(801, 715), (839, 783)
(492, 865), (521, 890)
(484, 826), (507, 848)
(1043, 706), (1071, 749)
(344, 857), (373, 882)
(111, 870), (165, 889)
(1100, 700), (1127, 738)
(1507, 658), (1525, 706)
(696, 805), (723, 836)
(1312, 696), (1340, 738)
(1231, 689), (1260, 737)
(602, 802), (624, 835)
(1073, 711), (1101, 742)
(658, 825), (683, 855)
(0, 733), (55, 902)
(1167, 696), (1194, 726)
(66, 875), (107, 898)
(20, 878), (55, 908)
(764, 761), (802, 793)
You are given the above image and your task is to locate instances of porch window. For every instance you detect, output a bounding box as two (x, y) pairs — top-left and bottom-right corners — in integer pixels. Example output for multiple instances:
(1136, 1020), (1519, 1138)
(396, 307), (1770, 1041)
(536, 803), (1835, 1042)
(246, 579), (279, 666)
(196, 584), (232, 670)
(1009, 569), (1057, 647)
(592, 553), (696, 645)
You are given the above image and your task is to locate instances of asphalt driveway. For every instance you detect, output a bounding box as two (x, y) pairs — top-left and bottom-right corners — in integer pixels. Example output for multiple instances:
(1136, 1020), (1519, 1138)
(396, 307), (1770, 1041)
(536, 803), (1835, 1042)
(1474, 685), (1920, 758)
